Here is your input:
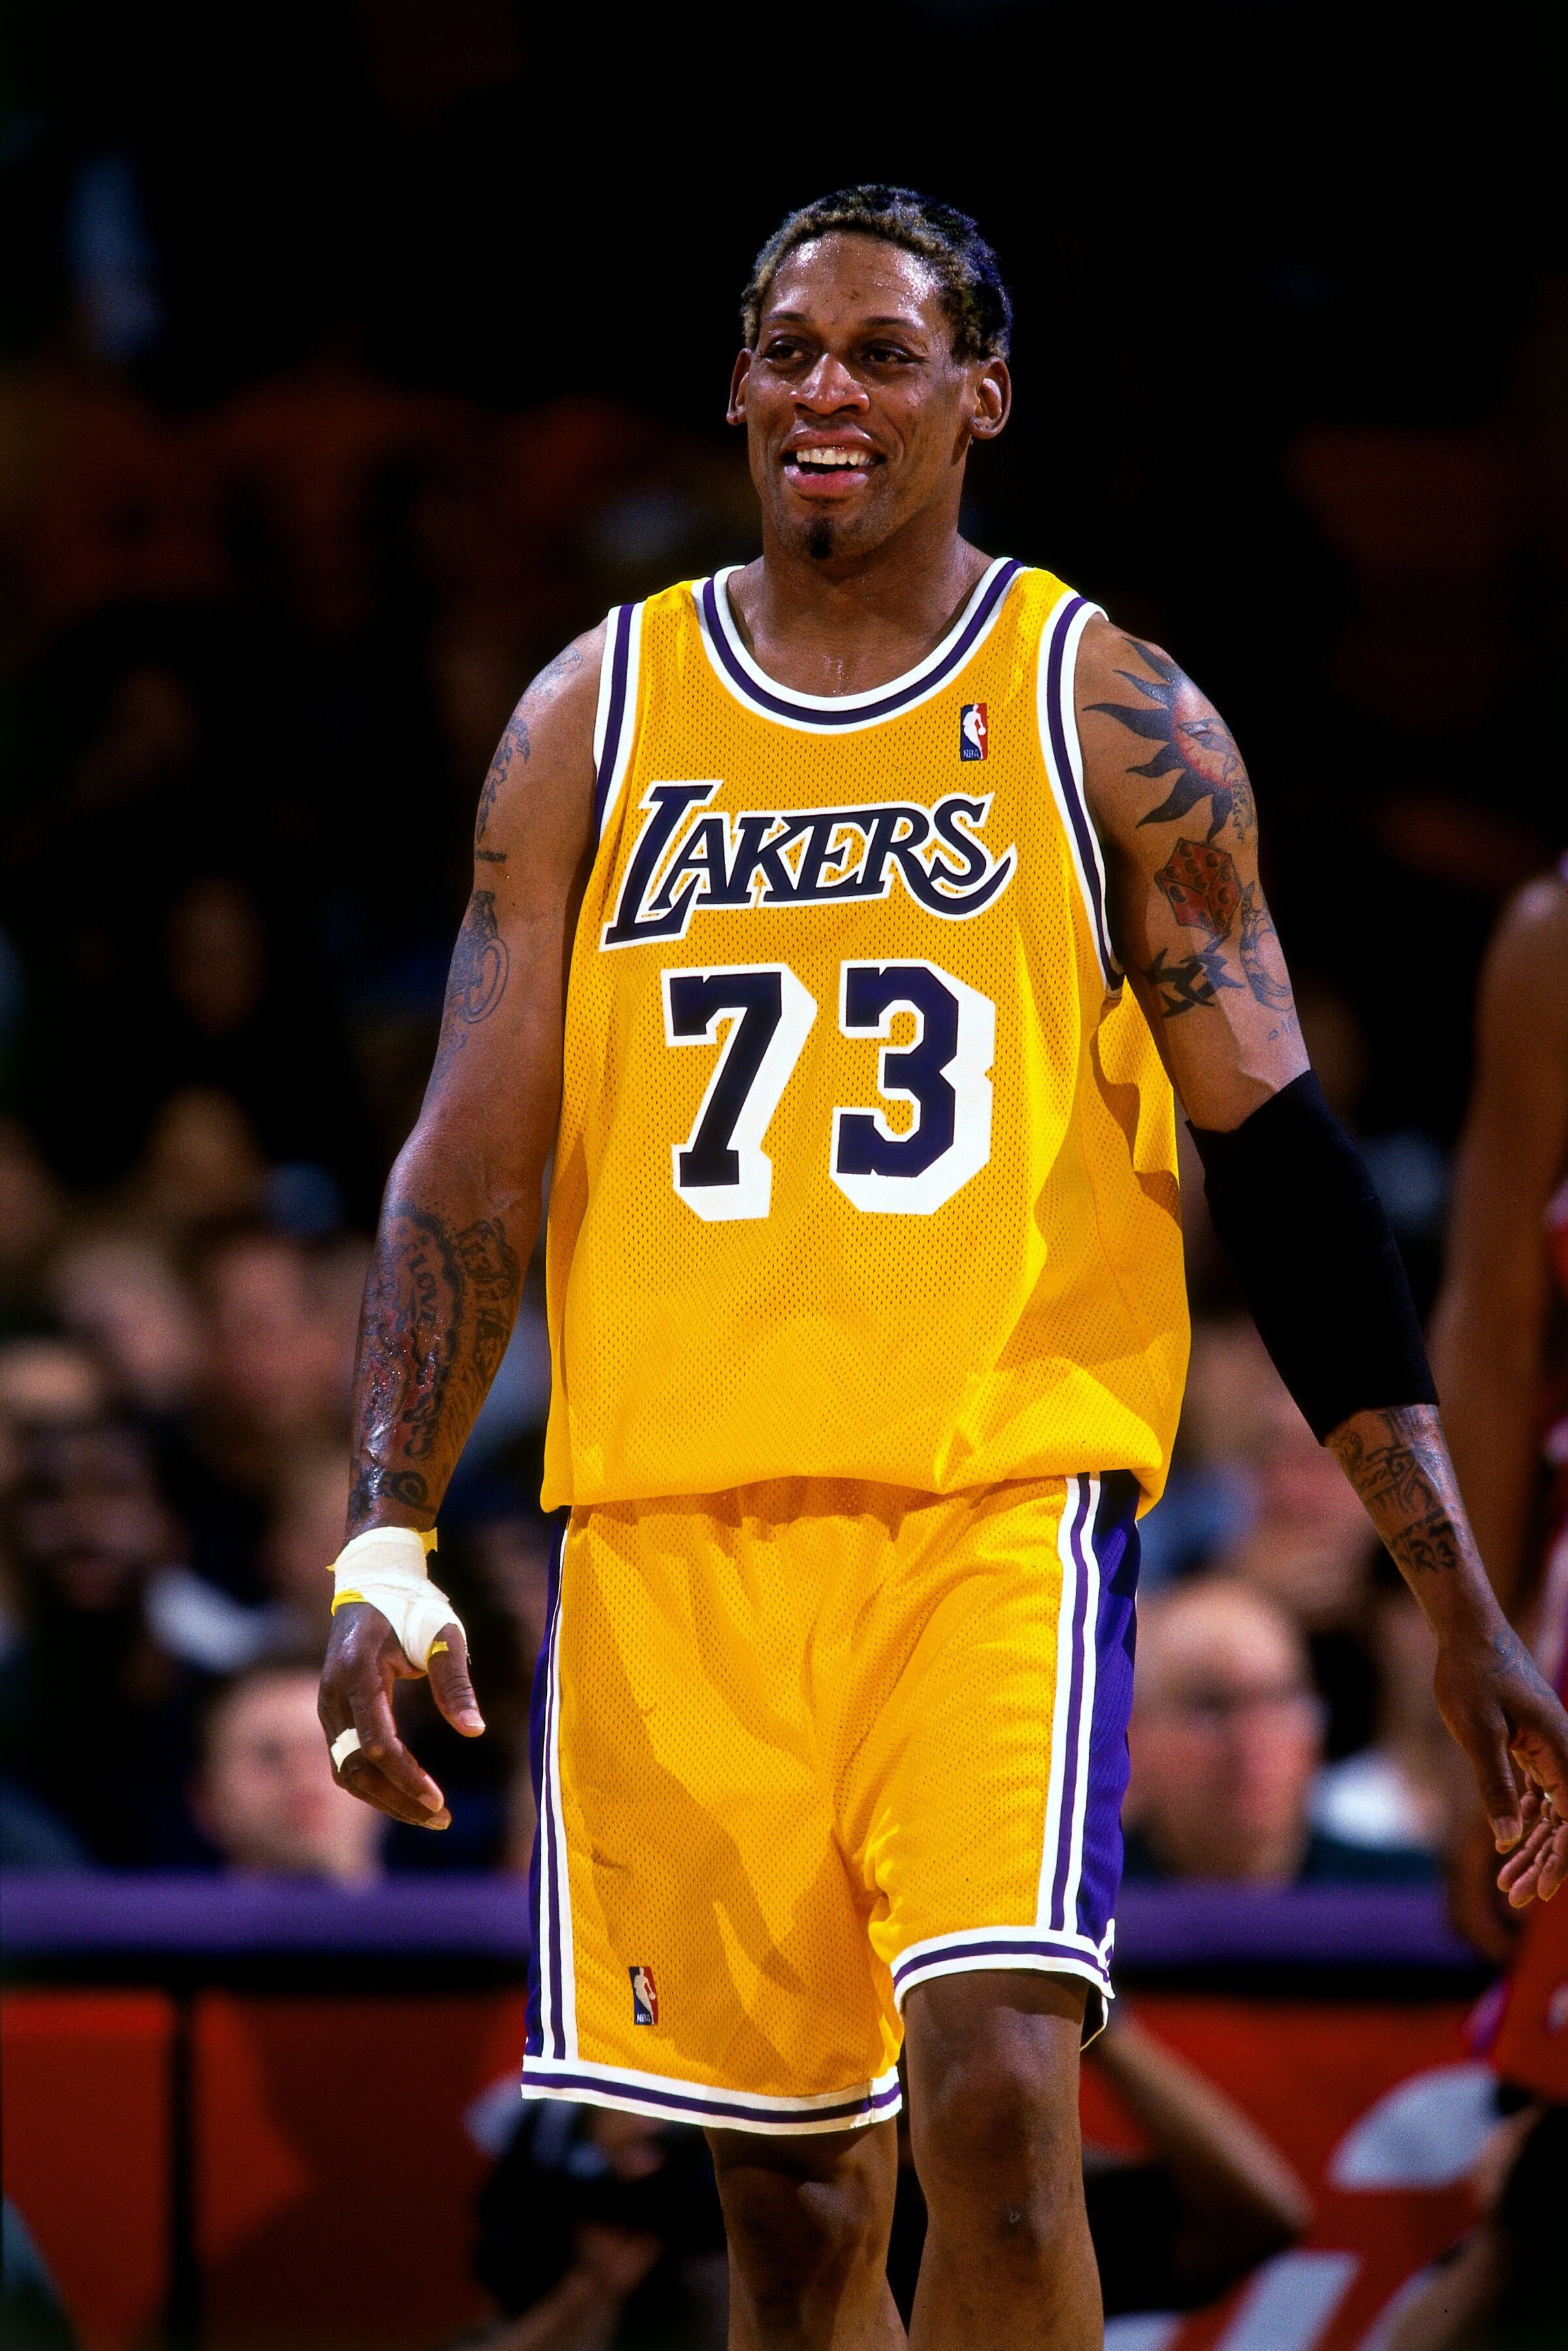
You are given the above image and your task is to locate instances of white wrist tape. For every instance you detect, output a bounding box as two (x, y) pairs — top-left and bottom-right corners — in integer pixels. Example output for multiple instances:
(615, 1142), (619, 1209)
(330, 1526), (463, 1671)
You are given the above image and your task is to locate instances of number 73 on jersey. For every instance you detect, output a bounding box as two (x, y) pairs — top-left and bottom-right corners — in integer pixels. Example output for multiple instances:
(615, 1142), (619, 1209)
(662, 959), (994, 1221)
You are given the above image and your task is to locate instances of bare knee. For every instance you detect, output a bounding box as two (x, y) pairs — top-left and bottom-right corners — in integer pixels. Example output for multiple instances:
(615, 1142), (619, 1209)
(905, 1974), (1087, 2261)
(708, 2122), (896, 2338)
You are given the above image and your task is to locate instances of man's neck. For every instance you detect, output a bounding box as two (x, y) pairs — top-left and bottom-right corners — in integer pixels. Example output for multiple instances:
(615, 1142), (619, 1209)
(727, 512), (993, 699)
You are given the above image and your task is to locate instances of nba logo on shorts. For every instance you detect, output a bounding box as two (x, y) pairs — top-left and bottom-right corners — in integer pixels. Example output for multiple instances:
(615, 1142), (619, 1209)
(960, 702), (988, 761)
(630, 1965), (659, 2026)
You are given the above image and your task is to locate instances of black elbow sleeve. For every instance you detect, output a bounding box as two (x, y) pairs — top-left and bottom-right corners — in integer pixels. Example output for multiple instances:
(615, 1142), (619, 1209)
(1188, 1070), (1437, 1442)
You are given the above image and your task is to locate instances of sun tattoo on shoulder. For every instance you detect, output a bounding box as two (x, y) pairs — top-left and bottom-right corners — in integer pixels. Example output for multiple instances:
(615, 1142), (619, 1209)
(1089, 640), (1255, 844)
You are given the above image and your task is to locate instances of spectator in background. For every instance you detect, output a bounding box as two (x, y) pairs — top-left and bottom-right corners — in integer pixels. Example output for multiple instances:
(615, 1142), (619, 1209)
(1135, 1317), (1274, 1590)
(463, 2102), (728, 2351)
(1211, 1375), (1381, 1760)
(1123, 1579), (1437, 1885)
(193, 1664), (382, 1882)
(0, 1413), (227, 1862)
(1311, 1552), (1468, 1859)
(51, 1234), (201, 1414)
(0, 1338), (109, 1443)
(122, 1089), (264, 1240)
(261, 1447), (353, 1654)
(150, 878), (365, 1187)
(157, 1226), (351, 1605)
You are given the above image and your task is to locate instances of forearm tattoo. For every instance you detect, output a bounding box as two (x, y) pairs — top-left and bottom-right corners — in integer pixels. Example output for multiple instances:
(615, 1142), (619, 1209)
(348, 1203), (522, 1530)
(1327, 1405), (1473, 1578)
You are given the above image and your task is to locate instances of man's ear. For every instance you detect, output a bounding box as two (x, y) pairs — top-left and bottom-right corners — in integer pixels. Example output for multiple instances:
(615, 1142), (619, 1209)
(968, 356), (1011, 441)
(727, 350), (752, 427)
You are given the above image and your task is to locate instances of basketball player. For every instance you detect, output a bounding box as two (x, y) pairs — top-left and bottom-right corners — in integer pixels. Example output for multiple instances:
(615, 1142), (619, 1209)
(319, 191), (1568, 2347)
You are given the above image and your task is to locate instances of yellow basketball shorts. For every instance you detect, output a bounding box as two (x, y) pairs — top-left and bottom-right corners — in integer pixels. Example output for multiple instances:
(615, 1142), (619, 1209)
(521, 1471), (1140, 2133)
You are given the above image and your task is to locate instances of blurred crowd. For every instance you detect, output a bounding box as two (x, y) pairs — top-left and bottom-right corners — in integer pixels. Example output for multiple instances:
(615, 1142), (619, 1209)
(0, 1107), (559, 1875)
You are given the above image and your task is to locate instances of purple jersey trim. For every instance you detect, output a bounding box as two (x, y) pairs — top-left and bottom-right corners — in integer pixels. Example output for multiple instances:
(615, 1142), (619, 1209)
(591, 603), (634, 836)
(700, 560), (1023, 727)
(521, 2065), (903, 2129)
(1043, 594), (1118, 983)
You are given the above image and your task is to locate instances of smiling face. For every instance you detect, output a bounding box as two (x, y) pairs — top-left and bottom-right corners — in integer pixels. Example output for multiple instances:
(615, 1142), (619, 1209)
(729, 231), (1009, 565)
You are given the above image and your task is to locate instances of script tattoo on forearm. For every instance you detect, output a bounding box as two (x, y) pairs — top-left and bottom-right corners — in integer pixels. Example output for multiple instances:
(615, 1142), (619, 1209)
(348, 1204), (521, 1529)
(1327, 1405), (1471, 1577)
(1090, 641), (1256, 843)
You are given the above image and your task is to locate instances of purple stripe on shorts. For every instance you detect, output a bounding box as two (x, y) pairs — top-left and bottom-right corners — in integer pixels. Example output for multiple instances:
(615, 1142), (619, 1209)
(522, 2068), (903, 2129)
(591, 604), (632, 835)
(1075, 1473), (1141, 1950)
(1043, 595), (1117, 981)
(1047, 1477), (1095, 1932)
(524, 1522), (566, 2061)
(892, 1935), (1109, 1992)
(702, 561), (1022, 726)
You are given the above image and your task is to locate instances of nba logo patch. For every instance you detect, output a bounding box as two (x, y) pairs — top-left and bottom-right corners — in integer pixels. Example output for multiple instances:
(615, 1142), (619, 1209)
(960, 702), (988, 761)
(630, 1965), (659, 2026)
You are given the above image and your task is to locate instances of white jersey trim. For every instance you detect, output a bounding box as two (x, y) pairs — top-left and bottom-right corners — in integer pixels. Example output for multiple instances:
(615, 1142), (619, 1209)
(1036, 591), (1120, 990)
(694, 558), (1022, 735)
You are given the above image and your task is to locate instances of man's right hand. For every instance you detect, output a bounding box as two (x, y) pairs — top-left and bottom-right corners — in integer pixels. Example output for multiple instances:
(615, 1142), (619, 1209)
(318, 1601), (485, 1828)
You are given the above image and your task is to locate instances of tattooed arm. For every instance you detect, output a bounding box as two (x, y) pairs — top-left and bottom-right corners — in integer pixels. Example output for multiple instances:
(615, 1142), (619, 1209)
(1080, 621), (1568, 1904)
(319, 627), (603, 1827)
(1077, 617), (1307, 1126)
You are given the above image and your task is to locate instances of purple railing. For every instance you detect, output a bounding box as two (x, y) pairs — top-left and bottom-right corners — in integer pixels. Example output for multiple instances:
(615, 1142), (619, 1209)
(0, 1873), (1482, 1970)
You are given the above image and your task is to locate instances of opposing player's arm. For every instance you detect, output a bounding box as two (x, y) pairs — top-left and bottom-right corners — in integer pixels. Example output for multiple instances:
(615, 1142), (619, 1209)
(318, 626), (603, 1828)
(1079, 617), (1568, 1905)
(1429, 878), (1568, 1615)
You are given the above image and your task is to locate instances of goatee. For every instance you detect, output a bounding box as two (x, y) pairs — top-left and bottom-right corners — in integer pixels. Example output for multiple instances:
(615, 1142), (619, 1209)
(807, 518), (834, 561)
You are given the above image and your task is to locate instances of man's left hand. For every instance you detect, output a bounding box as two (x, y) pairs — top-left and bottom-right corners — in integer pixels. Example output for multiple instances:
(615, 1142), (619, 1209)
(1433, 1624), (1568, 1906)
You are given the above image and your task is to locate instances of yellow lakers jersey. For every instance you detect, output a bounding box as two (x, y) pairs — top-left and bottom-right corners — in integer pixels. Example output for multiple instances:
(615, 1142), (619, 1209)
(541, 561), (1188, 1512)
